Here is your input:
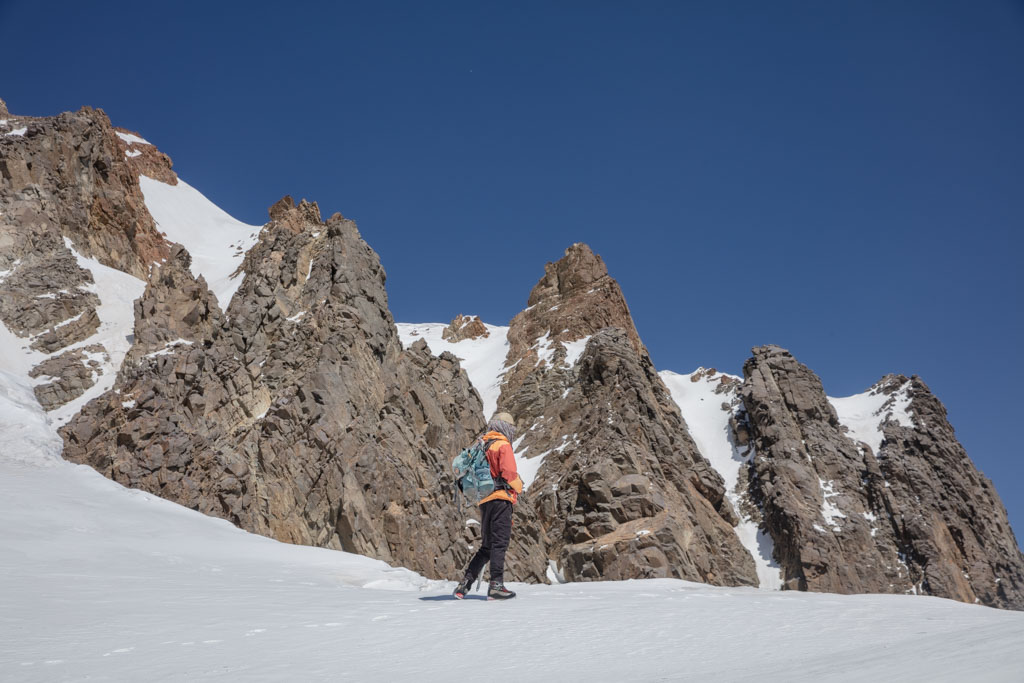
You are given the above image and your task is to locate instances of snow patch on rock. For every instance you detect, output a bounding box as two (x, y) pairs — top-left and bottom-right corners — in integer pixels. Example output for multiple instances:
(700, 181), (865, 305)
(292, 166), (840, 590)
(829, 379), (915, 457)
(661, 368), (783, 590)
(115, 131), (151, 146)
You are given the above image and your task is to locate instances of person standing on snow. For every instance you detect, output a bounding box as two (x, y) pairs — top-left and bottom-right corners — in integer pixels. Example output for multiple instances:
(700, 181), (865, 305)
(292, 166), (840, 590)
(454, 412), (523, 600)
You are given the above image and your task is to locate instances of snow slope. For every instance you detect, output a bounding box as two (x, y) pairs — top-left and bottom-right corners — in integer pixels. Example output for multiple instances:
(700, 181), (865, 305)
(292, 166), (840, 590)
(829, 380), (915, 456)
(662, 369), (783, 590)
(3, 426), (1024, 681)
(139, 176), (262, 310)
(51, 240), (148, 427)
(396, 322), (510, 420)
(0, 238), (148, 430)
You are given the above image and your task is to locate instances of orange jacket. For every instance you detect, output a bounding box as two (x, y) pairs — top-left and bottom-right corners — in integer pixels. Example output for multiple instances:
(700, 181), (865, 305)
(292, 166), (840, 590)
(477, 431), (523, 505)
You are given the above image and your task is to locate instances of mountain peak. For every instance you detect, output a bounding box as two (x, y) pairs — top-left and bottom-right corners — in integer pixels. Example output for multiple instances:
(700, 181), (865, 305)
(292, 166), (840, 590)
(527, 242), (608, 306)
(268, 195), (321, 233)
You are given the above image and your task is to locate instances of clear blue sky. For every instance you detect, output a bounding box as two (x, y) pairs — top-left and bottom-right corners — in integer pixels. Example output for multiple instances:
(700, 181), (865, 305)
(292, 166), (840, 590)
(3, 1), (1022, 537)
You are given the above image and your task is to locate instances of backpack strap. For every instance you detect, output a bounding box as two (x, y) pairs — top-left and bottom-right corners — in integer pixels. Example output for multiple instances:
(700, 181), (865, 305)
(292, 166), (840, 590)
(482, 438), (512, 491)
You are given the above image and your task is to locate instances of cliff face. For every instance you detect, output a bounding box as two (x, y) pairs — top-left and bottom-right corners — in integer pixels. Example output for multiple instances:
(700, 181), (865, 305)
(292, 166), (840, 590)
(60, 196), (486, 579)
(0, 105), (171, 280)
(491, 244), (758, 587)
(740, 346), (1024, 609)
(0, 105), (170, 417)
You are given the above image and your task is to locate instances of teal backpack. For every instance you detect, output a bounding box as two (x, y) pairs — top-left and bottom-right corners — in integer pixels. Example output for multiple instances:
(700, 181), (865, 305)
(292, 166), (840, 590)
(452, 438), (499, 505)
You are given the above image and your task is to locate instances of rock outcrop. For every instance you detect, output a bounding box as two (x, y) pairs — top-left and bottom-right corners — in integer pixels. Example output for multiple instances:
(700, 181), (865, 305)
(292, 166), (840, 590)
(0, 102), (170, 416)
(61, 196), (487, 579)
(0, 104), (172, 279)
(491, 244), (758, 586)
(740, 345), (1024, 609)
(442, 314), (489, 342)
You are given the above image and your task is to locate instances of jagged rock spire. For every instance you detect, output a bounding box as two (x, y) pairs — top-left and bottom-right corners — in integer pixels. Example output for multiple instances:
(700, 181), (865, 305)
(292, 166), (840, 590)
(493, 243), (758, 586)
(739, 345), (1024, 609)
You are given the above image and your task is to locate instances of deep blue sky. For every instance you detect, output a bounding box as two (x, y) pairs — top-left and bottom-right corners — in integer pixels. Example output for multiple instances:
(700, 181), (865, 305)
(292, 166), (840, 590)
(3, 1), (1022, 537)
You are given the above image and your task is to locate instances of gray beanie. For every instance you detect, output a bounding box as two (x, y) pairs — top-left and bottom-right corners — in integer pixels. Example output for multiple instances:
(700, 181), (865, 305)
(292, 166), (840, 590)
(487, 412), (516, 441)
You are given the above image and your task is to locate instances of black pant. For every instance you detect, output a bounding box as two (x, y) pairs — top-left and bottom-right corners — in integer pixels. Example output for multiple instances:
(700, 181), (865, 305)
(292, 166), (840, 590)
(465, 499), (513, 583)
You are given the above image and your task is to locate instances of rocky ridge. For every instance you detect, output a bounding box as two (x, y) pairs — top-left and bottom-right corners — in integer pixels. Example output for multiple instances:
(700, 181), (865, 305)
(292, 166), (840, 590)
(61, 195), (487, 579)
(739, 345), (1024, 609)
(0, 104), (169, 416)
(489, 244), (758, 586)
(2, 100), (1021, 609)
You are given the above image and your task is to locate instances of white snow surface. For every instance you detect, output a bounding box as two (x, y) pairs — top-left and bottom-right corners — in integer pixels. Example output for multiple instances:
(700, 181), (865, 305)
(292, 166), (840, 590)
(396, 322), (510, 420)
(138, 175), (262, 310)
(661, 369), (783, 590)
(39, 240), (146, 427)
(115, 130), (151, 145)
(6, 126), (27, 137)
(3, 423), (1024, 680)
(829, 380), (915, 457)
(819, 478), (847, 532)
(561, 334), (591, 368)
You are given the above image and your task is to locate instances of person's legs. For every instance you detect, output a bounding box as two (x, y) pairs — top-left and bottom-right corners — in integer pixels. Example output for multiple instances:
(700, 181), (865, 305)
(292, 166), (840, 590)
(464, 502), (493, 580)
(486, 501), (513, 583)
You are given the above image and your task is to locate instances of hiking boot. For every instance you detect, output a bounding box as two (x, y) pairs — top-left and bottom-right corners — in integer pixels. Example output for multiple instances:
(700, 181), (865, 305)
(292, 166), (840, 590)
(487, 580), (516, 600)
(453, 575), (474, 599)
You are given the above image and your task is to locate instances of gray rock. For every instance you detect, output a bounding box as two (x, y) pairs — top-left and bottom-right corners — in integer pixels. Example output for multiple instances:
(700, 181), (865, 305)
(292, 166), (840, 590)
(489, 244), (756, 586)
(740, 345), (1024, 609)
(61, 198), (486, 580)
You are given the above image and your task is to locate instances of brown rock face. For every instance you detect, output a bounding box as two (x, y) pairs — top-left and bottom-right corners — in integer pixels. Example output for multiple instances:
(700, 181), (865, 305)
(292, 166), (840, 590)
(0, 105), (171, 279)
(499, 243), (644, 423)
(740, 345), (1024, 609)
(490, 244), (757, 586)
(0, 103), (173, 414)
(61, 198), (487, 579)
(115, 127), (178, 186)
(442, 314), (489, 343)
(522, 328), (757, 585)
(872, 375), (1024, 609)
(29, 344), (108, 410)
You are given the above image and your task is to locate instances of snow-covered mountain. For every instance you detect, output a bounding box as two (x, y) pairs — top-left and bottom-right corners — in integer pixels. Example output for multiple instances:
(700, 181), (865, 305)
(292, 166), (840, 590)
(2, 95), (1024, 683)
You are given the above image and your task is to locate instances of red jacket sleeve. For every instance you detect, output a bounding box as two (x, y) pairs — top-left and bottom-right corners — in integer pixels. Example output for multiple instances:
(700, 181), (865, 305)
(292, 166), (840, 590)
(495, 443), (523, 494)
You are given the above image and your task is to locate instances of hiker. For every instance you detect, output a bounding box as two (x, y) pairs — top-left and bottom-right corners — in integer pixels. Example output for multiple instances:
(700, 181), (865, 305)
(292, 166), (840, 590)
(454, 412), (523, 600)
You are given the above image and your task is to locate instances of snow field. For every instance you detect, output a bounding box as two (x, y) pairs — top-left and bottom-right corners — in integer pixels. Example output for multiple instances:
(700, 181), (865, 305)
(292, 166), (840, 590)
(138, 176), (262, 310)
(829, 380), (914, 457)
(45, 239), (148, 427)
(3, 453), (1024, 682)
(396, 322), (510, 420)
